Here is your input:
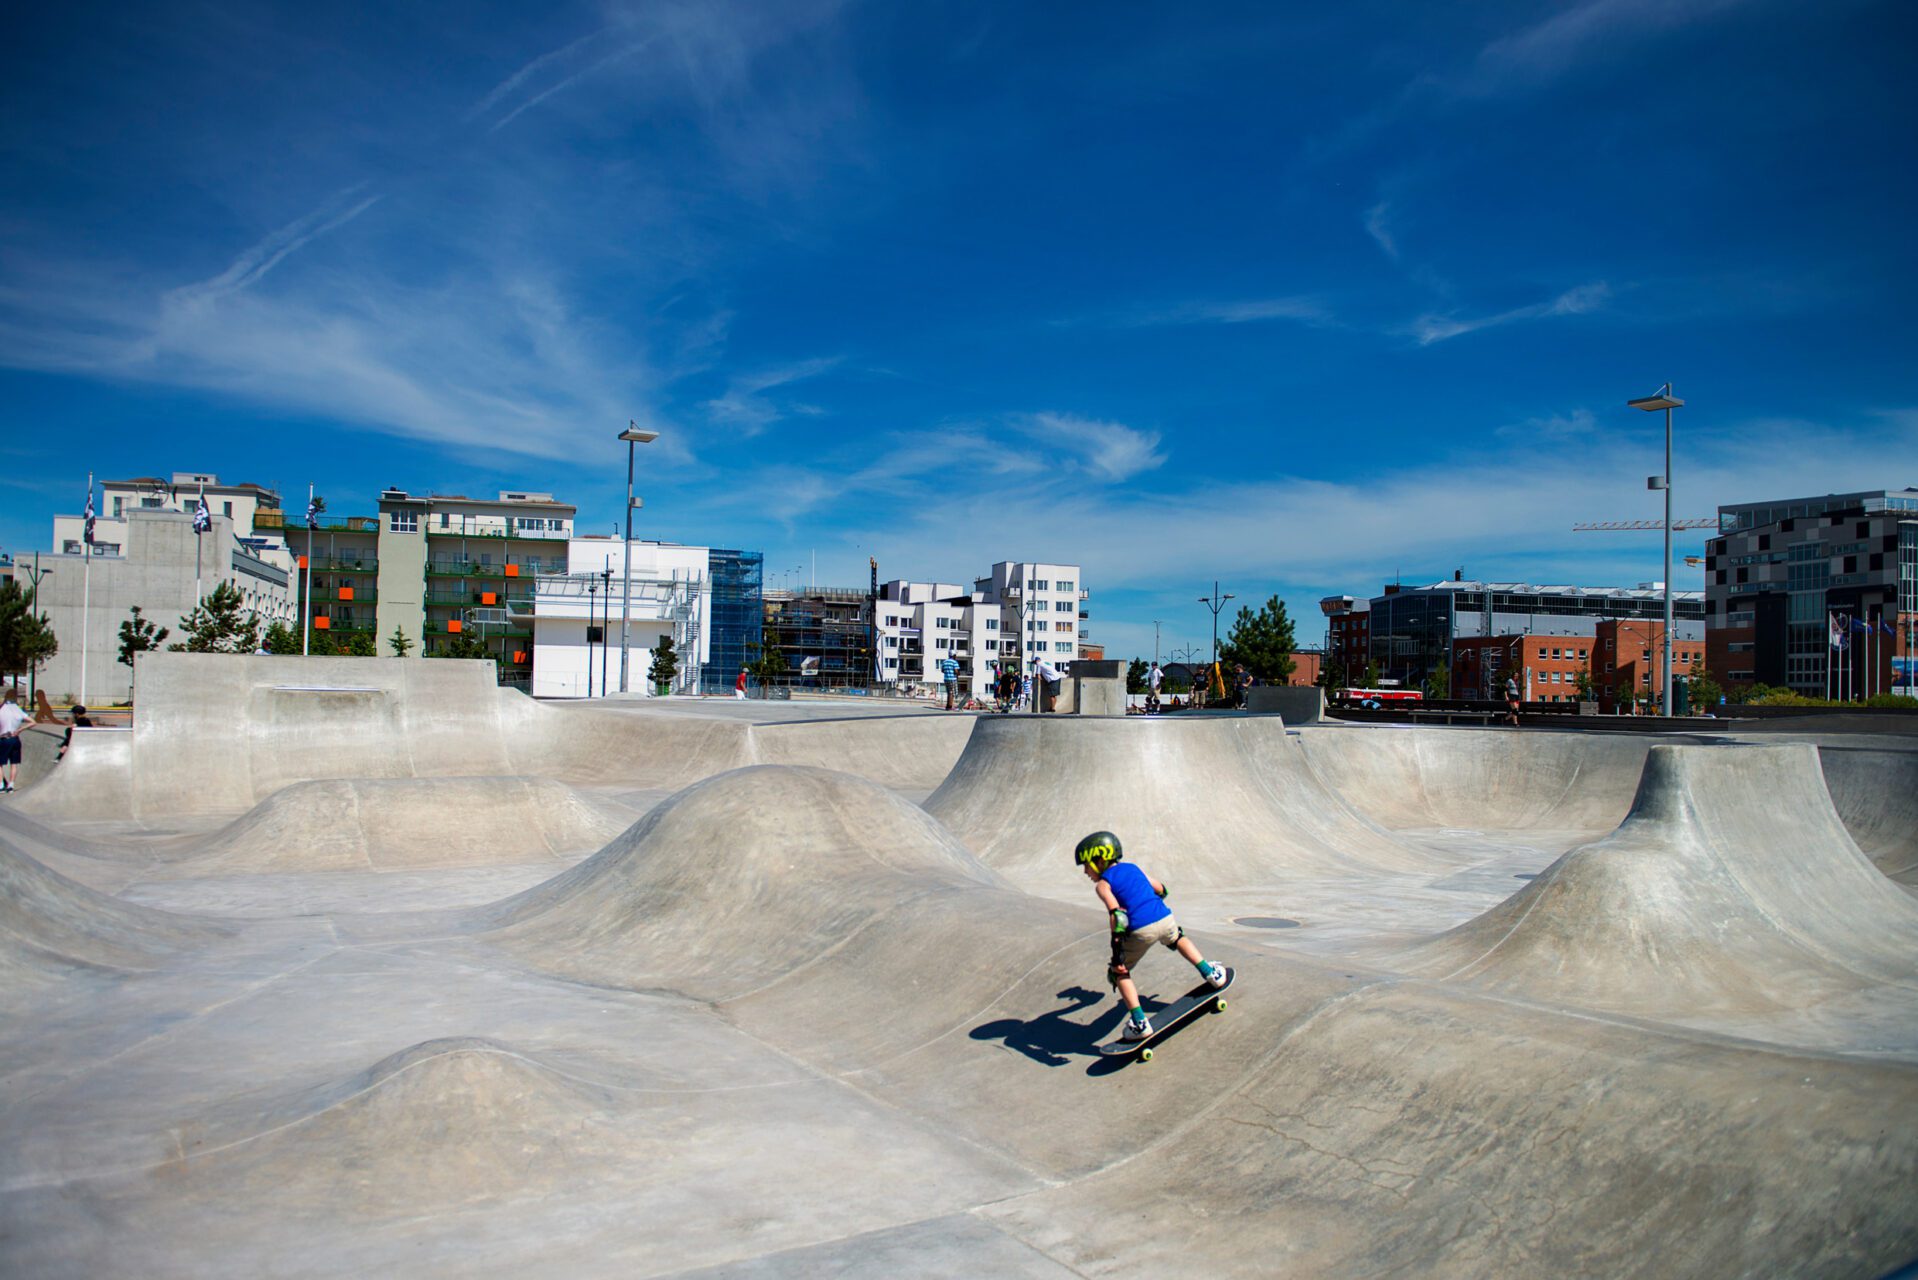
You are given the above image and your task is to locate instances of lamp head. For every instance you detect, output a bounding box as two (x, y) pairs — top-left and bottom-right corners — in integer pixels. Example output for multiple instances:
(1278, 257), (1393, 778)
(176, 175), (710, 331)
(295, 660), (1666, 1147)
(620, 423), (661, 444)
(1627, 387), (1684, 412)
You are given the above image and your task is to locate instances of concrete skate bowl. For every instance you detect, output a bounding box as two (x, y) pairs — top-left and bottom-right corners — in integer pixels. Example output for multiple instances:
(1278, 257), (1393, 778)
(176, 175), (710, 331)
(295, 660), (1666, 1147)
(1293, 723), (1660, 835)
(1819, 746), (1918, 886)
(1388, 744), (1918, 1024)
(924, 714), (1432, 893)
(0, 834), (231, 998)
(9, 762), (1918, 1274)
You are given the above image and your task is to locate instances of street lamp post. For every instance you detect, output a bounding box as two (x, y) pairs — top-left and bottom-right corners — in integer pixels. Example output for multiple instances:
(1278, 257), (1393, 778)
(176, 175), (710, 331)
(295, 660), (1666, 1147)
(599, 567), (613, 698)
(617, 423), (660, 695)
(1198, 581), (1236, 697)
(1629, 384), (1684, 717)
(586, 581), (598, 699)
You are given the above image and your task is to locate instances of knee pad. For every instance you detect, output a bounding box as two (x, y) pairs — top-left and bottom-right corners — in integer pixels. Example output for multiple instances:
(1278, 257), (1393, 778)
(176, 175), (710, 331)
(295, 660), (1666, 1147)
(1161, 926), (1185, 950)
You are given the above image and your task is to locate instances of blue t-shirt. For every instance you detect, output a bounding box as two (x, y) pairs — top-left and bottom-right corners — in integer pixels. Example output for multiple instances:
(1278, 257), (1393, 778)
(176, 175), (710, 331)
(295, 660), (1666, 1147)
(1103, 862), (1170, 930)
(939, 657), (959, 681)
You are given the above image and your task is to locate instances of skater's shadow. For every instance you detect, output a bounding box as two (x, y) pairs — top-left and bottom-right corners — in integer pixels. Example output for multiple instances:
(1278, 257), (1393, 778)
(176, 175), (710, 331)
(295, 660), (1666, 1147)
(970, 987), (1112, 1067)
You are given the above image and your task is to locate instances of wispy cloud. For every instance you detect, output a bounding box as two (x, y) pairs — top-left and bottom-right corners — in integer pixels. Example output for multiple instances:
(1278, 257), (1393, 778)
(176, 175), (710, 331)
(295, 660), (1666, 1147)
(1495, 407), (1600, 442)
(1363, 200), (1399, 261)
(165, 190), (381, 309)
(1409, 281), (1612, 345)
(1018, 412), (1166, 483)
(700, 356), (843, 434)
(1102, 296), (1326, 328)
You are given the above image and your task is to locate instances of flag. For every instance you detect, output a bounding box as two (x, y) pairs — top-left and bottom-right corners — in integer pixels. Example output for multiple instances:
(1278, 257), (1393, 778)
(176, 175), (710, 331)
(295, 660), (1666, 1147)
(82, 483), (95, 546)
(1850, 616), (1871, 633)
(305, 496), (321, 529)
(1829, 613), (1843, 649)
(192, 490), (211, 533)
(1880, 618), (1898, 637)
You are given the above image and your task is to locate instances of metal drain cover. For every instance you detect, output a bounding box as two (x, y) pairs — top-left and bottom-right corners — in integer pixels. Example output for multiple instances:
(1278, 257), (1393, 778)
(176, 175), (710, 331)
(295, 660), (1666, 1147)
(1233, 916), (1302, 929)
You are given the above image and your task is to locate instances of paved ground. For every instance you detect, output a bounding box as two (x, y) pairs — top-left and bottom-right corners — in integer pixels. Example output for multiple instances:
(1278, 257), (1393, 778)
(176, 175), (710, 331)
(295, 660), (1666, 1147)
(2, 652), (1916, 1277)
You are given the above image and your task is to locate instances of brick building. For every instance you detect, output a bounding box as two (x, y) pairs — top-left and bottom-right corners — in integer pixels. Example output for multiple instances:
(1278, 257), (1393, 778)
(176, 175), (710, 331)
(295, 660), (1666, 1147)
(1452, 635), (1595, 703)
(1319, 596), (1371, 680)
(1594, 620), (1706, 712)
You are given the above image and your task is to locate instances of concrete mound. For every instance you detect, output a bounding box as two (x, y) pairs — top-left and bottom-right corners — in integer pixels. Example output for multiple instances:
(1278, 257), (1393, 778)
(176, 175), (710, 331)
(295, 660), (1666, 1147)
(166, 1037), (619, 1217)
(923, 715), (1429, 891)
(177, 776), (632, 875)
(1392, 744), (1918, 1017)
(1819, 746), (1918, 885)
(0, 836), (230, 989)
(476, 765), (1015, 996)
(1294, 723), (1657, 832)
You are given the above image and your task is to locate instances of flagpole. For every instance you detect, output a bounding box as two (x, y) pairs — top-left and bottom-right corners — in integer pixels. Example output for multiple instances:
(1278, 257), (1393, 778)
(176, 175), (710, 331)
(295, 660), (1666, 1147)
(193, 482), (205, 605)
(80, 472), (93, 703)
(303, 484), (314, 657)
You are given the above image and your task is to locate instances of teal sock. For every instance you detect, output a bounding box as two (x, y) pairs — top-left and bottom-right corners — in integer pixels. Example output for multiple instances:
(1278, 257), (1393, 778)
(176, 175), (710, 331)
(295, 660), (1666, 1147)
(1129, 1006), (1146, 1024)
(1197, 960), (1216, 977)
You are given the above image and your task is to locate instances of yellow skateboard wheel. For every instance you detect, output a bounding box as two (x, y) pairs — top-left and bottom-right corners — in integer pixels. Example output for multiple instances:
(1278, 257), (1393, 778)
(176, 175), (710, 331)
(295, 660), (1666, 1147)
(1140, 1047), (1153, 1062)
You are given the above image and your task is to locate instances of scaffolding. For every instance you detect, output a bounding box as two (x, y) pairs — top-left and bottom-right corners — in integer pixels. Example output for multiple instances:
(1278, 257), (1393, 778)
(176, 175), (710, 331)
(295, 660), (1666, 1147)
(762, 587), (875, 687)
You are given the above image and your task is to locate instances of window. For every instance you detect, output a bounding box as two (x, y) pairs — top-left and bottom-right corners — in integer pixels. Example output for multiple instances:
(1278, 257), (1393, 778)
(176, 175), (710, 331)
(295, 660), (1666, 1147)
(1054, 642), (1072, 652)
(1034, 580), (1050, 590)
(885, 637), (897, 649)
(439, 512), (451, 527)
(1577, 649), (1587, 659)
(223, 501), (234, 517)
(1058, 580), (1075, 592)
(390, 511), (419, 533)
(1035, 600), (1049, 611)
(1551, 648), (1561, 659)
(985, 619), (998, 630)
(112, 496), (124, 517)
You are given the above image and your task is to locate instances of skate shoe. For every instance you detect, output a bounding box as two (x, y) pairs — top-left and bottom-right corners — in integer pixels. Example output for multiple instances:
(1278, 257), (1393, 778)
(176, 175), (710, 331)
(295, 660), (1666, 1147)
(1204, 964), (1230, 989)
(1121, 1015), (1153, 1042)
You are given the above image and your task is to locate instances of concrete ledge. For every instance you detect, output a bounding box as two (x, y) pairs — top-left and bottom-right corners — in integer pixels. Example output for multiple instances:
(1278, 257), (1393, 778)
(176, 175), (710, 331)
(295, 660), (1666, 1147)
(1246, 685), (1322, 723)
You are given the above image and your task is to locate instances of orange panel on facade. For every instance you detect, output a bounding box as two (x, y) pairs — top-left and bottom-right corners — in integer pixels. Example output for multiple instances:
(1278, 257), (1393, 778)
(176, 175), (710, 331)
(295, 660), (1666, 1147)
(298, 555), (308, 569)
(512, 650), (527, 663)
(504, 564), (519, 578)
(338, 586), (354, 601)
(480, 592), (497, 605)
(314, 617), (330, 631)
(447, 619), (463, 634)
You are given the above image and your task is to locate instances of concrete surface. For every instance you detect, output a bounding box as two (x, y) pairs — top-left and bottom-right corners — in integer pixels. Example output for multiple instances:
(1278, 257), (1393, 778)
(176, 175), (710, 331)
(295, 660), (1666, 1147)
(2, 652), (1916, 1278)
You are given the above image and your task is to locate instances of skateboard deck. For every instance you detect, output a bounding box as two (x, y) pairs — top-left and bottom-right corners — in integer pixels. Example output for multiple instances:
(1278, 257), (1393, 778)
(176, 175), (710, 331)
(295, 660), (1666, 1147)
(1098, 967), (1234, 1061)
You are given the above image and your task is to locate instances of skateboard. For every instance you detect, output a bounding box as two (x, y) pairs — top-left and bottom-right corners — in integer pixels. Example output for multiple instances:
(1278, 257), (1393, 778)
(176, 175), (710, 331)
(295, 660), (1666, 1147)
(1098, 967), (1234, 1062)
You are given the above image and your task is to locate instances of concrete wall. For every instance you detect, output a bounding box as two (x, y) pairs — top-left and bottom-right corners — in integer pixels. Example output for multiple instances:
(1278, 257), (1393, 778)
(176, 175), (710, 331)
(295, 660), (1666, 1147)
(8, 511), (296, 705)
(1247, 684), (1323, 722)
(376, 515), (427, 652)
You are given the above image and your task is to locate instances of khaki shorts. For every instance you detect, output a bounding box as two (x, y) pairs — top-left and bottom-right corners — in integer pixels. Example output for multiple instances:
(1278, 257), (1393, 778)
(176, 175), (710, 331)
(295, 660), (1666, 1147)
(1117, 915), (1181, 970)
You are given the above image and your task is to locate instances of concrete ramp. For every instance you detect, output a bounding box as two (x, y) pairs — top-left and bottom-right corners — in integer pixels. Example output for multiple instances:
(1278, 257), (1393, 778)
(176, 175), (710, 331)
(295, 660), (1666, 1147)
(924, 715), (1430, 892)
(1819, 746), (1918, 885)
(18, 654), (972, 821)
(0, 835), (231, 992)
(1392, 744), (1918, 1017)
(1294, 724), (1657, 832)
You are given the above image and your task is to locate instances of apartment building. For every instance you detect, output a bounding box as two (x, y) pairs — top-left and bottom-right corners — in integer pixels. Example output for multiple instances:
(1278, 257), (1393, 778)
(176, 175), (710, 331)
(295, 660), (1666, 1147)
(531, 539), (711, 699)
(868, 561), (1087, 697)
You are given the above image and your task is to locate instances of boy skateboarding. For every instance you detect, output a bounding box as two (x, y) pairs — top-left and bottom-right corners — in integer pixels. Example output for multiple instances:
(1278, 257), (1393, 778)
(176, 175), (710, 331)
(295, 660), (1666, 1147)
(1075, 830), (1228, 1042)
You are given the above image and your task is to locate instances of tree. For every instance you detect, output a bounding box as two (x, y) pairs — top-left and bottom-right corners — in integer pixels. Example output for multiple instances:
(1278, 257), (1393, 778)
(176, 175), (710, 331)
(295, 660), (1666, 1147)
(1422, 659), (1452, 699)
(167, 581), (261, 653)
(307, 628), (342, 656)
(388, 626), (415, 657)
(649, 634), (678, 689)
(346, 631), (378, 657)
(1126, 658), (1147, 694)
(0, 579), (58, 688)
(434, 633), (493, 661)
(119, 606), (170, 667)
(1217, 595), (1297, 684)
(1687, 666), (1723, 711)
(1319, 660), (1348, 693)
(262, 621), (299, 654)
(746, 640), (787, 694)
(1361, 659), (1382, 688)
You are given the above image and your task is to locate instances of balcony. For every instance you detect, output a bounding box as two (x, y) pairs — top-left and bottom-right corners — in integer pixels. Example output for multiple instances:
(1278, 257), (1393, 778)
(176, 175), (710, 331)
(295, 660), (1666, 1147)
(424, 518), (571, 542)
(314, 586), (377, 603)
(311, 556), (378, 573)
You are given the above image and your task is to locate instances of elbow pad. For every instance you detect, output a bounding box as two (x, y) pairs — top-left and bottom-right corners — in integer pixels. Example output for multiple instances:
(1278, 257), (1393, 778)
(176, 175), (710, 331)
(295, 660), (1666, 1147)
(1156, 882), (1169, 900)
(1109, 907), (1129, 935)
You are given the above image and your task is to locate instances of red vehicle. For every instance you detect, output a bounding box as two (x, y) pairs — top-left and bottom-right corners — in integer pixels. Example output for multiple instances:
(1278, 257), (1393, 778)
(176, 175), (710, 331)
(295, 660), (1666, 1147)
(1339, 687), (1423, 709)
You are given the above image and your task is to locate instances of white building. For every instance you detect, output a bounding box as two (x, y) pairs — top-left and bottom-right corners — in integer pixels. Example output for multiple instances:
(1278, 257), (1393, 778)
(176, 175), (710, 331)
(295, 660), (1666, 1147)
(55, 472), (294, 573)
(530, 539), (711, 698)
(872, 560), (1086, 697)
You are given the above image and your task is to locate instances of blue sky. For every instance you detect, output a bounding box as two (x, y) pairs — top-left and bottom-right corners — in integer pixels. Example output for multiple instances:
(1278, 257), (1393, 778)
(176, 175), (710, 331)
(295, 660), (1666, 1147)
(2, 0), (1914, 662)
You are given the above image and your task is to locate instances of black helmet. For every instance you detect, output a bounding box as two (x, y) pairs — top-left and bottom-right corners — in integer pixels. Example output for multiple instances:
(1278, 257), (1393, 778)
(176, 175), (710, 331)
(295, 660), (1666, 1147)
(1073, 830), (1123, 872)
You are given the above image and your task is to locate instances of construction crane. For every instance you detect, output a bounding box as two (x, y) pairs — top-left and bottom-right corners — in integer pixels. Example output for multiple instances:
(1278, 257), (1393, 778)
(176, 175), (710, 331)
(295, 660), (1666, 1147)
(1571, 518), (1719, 531)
